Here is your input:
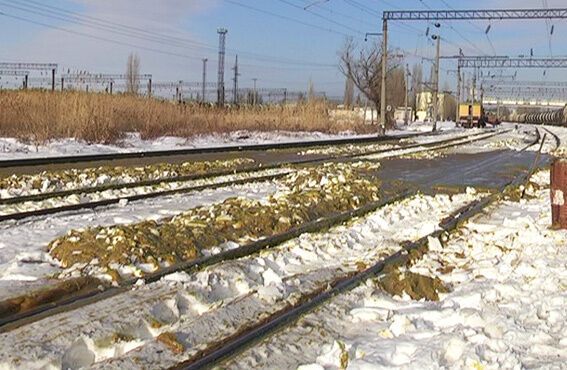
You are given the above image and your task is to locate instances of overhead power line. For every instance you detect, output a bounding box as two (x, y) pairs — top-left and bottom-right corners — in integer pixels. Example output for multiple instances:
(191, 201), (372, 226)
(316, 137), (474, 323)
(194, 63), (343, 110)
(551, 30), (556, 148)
(222, 0), (352, 37)
(0, 0), (336, 68)
(276, 0), (363, 35)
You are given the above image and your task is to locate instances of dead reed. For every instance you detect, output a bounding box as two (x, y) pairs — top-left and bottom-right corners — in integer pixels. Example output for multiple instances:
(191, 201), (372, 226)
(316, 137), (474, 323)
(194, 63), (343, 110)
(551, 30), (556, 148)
(0, 90), (370, 144)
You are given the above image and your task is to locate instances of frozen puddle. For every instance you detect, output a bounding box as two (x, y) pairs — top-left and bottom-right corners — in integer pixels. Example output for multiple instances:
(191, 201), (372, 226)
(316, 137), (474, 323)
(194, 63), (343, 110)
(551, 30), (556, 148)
(229, 170), (567, 370)
(0, 190), (481, 369)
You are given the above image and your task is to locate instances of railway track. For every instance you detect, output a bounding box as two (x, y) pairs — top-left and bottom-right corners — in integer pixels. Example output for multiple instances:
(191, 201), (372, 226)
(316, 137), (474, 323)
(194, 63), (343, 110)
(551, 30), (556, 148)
(0, 132), (428, 169)
(172, 134), (542, 370)
(0, 130), (506, 223)
(0, 128), (535, 335)
(541, 126), (561, 150)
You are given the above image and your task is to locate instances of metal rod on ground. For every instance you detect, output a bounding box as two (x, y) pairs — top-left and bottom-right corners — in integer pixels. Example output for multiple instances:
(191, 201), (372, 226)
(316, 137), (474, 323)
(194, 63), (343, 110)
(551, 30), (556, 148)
(380, 18), (388, 136)
(148, 78), (152, 97)
(61, 77), (64, 91)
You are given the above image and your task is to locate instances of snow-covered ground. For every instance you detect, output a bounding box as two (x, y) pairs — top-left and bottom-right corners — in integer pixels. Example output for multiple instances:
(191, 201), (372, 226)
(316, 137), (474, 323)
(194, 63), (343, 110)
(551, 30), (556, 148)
(0, 180), (282, 300)
(229, 169), (567, 370)
(0, 167), (290, 217)
(0, 191), (482, 369)
(0, 124), (565, 369)
(0, 131), (376, 160)
(0, 126), (462, 161)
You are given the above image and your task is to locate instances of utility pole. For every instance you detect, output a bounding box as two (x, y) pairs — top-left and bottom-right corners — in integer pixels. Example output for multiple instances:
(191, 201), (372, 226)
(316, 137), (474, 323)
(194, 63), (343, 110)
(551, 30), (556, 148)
(232, 55), (240, 105)
(252, 78), (258, 106)
(380, 20), (388, 135)
(202, 58), (208, 103)
(217, 28), (228, 107)
(432, 34), (441, 132)
(51, 68), (56, 92)
(365, 32), (384, 131)
(404, 64), (410, 125)
(456, 65), (461, 124)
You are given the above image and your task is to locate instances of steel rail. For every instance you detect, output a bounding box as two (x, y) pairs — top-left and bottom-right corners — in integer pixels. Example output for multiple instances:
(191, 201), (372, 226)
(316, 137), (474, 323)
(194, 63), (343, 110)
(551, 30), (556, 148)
(542, 127), (561, 150)
(0, 132), (428, 169)
(0, 172), (290, 223)
(0, 129), (512, 331)
(174, 136), (541, 370)
(0, 130), (504, 222)
(0, 192), (412, 332)
(0, 130), (499, 205)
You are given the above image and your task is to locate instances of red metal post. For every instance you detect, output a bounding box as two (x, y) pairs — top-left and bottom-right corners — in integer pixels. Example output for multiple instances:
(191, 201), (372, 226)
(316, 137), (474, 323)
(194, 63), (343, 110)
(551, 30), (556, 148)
(551, 159), (567, 229)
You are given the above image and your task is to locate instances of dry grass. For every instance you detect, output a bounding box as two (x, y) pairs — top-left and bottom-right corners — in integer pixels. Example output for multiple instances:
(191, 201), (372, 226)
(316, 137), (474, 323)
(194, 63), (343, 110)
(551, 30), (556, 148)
(0, 90), (371, 144)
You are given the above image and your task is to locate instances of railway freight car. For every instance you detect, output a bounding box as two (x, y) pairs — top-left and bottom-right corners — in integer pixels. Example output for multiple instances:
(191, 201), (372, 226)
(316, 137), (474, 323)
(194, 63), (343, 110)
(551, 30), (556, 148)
(509, 105), (567, 125)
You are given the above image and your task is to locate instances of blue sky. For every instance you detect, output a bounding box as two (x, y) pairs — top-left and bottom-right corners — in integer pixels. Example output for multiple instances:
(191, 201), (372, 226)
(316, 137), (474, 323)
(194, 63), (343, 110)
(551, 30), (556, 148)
(0, 0), (566, 97)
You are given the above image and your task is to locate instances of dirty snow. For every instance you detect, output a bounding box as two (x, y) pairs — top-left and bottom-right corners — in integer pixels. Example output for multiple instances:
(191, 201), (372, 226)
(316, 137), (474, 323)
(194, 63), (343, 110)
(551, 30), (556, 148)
(229, 170), (567, 370)
(0, 191), (481, 369)
(0, 180), (281, 301)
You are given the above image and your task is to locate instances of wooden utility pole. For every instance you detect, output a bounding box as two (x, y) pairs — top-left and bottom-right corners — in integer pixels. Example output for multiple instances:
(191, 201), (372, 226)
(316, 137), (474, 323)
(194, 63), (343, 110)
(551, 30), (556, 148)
(432, 34), (441, 131)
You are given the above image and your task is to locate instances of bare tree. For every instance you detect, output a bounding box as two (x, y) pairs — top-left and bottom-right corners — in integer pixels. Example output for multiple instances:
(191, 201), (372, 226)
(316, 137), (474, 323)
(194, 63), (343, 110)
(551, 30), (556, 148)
(339, 38), (402, 127)
(387, 66), (406, 109)
(126, 52), (141, 95)
(343, 76), (355, 108)
(307, 78), (315, 102)
(410, 63), (423, 109)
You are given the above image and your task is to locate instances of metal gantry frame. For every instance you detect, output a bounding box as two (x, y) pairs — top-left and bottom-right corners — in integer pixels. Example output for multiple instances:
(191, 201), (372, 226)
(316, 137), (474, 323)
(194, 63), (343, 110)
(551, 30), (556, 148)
(60, 73), (153, 94)
(383, 9), (567, 20)
(458, 57), (567, 68)
(0, 62), (58, 91)
(379, 8), (567, 129)
(485, 80), (567, 87)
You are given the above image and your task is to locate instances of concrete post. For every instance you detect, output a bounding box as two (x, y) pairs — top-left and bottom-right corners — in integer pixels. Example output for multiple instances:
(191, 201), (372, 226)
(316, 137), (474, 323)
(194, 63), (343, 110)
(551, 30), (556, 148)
(379, 18), (388, 135)
(551, 159), (567, 229)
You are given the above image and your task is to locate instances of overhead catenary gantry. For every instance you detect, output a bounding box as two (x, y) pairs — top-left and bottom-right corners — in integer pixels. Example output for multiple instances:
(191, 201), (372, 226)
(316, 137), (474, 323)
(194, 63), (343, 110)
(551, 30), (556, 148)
(458, 57), (567, 69)
(60, 73), (153, 95)
(484, 80), (567, 87)
(0, 62), (58, 91)
(379, 8), (567, 129)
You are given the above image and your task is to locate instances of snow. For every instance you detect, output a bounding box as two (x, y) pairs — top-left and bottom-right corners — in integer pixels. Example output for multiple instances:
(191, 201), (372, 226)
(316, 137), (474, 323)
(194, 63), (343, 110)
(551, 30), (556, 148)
(0, 124), (565, 369)
(0, 167), (290, 217)
(0, 180), (281, 300)
(0, 131), (376, 160)
(0, 190), (482, 369)
(229, 170), (567, 370)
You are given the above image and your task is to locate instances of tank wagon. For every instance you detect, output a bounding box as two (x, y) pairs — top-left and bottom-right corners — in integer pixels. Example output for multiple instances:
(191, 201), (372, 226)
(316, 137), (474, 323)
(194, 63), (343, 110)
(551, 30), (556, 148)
(509, 105), (567, 126)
